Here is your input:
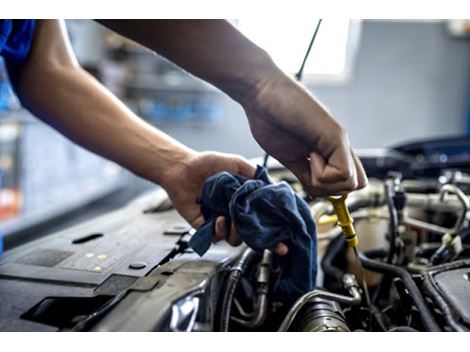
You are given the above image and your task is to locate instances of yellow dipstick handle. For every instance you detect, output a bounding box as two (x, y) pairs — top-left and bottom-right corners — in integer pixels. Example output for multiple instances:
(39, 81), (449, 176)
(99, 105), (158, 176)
(327, 194), (358, 248)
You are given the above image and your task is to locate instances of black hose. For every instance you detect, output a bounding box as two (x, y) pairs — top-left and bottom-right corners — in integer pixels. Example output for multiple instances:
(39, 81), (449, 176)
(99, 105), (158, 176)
(218, 248), (256, 332)
(321, 235), (347, 282)
(364, 248), (388, 259)
(358, 252), (440, 332)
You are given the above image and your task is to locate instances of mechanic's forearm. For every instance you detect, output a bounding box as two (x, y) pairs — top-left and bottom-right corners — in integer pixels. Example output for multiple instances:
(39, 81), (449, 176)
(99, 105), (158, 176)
(97, 20), (279, 106)
(11, 64), (195, 186)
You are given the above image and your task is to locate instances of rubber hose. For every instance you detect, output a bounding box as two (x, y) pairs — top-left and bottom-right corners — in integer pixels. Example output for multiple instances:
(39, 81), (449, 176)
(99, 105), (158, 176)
(358, 252), (440, 332)
(321, 235), (347, 281)
(218, 248), (256, 331)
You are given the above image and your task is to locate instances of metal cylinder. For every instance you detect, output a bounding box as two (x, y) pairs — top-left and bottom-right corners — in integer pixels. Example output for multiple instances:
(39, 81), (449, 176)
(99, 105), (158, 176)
(296, 298), (350, 332)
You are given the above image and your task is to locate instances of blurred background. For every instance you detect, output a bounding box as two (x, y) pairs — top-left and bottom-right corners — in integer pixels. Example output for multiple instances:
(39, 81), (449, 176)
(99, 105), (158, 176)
(1, 19), (470, 250)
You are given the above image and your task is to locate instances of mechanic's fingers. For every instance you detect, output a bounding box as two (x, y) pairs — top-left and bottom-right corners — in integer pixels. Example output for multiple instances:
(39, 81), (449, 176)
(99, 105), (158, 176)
(235, 157), (257, 179)
(191, 215), (205, 230)
(310, 152), (355, 185)
(274, 242), (289, 256)
(215, 217), (288, 255)
(310, 145), (356, 183)
(310, 153), (358, 196)
(214, 216), (242, 246)
(311, 151), (357, 185)
(214, 216), (227, 241)
(227, 222), (242, 246)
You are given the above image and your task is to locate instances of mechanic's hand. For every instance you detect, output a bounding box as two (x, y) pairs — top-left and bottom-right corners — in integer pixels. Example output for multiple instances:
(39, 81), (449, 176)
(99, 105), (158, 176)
(160, 151), (289, 255)
(244, 72), (368, 198)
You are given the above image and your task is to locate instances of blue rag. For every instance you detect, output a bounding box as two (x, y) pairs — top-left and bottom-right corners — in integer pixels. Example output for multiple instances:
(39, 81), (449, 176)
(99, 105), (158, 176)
(189, 165), (317, 303)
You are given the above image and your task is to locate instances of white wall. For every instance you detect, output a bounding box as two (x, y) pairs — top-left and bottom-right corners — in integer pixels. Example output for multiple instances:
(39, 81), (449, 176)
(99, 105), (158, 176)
(310, 20), (470, 149)
(159, 20), (470, 158)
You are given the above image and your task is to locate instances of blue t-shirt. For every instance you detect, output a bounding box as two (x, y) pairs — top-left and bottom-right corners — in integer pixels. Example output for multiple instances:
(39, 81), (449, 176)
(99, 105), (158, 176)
(0, 20), (36, 66)
(0, 20), (35, 252)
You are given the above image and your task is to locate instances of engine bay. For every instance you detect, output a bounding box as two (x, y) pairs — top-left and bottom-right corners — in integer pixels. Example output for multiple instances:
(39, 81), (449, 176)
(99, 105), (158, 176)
(2, 136), (470, 331)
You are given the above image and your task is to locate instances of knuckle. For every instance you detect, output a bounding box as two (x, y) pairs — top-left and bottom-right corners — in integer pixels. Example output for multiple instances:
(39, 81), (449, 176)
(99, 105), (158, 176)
(358, 177), (368, 189)
(346, 178), (358, 191)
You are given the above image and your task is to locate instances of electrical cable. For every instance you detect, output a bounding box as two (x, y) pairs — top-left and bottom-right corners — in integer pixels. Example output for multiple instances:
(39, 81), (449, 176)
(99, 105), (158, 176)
(262, 153), (269, 168)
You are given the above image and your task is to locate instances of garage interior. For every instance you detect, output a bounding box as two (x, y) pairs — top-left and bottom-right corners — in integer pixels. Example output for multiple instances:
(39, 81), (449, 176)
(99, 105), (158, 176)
(1, 19), (470, 332)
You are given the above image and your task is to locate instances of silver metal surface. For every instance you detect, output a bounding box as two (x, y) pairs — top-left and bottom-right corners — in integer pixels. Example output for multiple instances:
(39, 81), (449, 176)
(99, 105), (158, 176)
(278, 274), (361, 332)
(231, 250), (271, 328)
(438, 184), (469, 237)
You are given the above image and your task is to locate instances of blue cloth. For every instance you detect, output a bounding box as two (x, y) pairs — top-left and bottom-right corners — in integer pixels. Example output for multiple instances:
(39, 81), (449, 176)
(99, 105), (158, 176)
(0, 20), (36, 66)
(189, 165), (317, 303)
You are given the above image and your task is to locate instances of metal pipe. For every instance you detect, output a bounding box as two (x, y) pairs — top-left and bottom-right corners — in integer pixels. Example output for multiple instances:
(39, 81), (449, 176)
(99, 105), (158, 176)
(313, 181), (470, 215)
(406, 193), (470, 213)
(388, 326), (418, 332)
(404, 217), (452, 235)
(231, 250), (272, 329)
(311, 201), (333, 223)
(317, 227), (342, 241)
(438, 184), (469, 238)
(232, 294), (269, 328)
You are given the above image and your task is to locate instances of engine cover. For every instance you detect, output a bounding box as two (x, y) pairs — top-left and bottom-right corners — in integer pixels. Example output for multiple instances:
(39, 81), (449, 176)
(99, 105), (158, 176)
(425, 260), (470, 328)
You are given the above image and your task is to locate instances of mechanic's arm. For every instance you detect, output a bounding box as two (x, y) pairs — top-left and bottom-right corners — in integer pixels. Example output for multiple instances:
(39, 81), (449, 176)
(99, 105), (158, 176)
(97, 20), (368, 197)
(6, 20), (275, 251)
(7, 20), (194, 185)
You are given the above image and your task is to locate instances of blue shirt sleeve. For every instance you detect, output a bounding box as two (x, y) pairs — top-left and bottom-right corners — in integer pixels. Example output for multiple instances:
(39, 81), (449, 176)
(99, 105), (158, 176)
(0, 20), (36, 66)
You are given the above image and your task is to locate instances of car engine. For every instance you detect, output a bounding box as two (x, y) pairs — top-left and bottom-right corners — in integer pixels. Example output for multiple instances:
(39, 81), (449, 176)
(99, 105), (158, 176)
(1, 136), (470, 332)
